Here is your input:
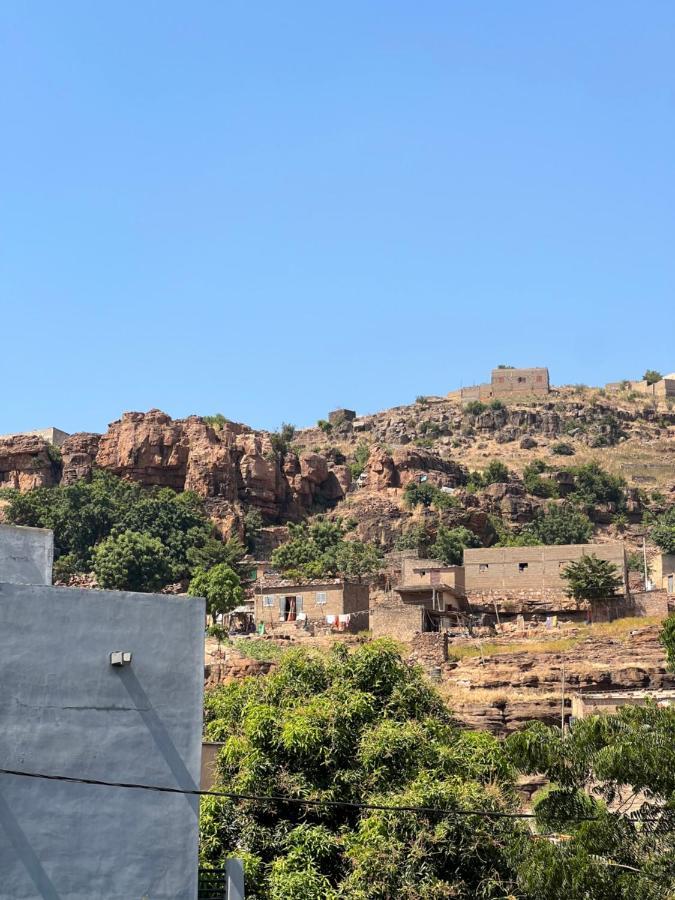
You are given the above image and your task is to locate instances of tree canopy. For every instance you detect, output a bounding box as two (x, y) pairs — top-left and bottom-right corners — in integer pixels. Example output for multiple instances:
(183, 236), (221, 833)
(270, 518), (382, 580)
(523, 503), (593, 546)
(561, 554), (623, 603)
(5, 470), (243, 589)
(189, 564), (244, 620)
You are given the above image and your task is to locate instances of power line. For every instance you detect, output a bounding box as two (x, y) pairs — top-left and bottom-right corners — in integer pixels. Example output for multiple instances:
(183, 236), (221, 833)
(0, 767), (669, 825)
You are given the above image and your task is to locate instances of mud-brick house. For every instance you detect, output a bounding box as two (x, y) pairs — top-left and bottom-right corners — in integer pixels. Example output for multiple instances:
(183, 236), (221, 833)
(653, 553), (675, 595)
(371, 552), (469, 641)
(463, 542), (629, 619)
(254, 576), (369, 633)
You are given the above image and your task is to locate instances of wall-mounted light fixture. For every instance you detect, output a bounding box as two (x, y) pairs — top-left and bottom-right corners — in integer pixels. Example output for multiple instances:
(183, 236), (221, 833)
(109, 651), (133, 667)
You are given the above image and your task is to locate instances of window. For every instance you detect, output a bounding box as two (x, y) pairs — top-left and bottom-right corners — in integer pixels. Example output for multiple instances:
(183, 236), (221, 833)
(316, 591), (327, 605)
(668, 575), (674, 595)
(519, 563), (528, 572)
(263, 595), (274, 607)
(479, 564), (488, 573)
(517, 376), (526, 383)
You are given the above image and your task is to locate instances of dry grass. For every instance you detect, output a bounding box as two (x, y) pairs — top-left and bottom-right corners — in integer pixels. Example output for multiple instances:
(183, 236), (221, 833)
(448, 617), (661, 662)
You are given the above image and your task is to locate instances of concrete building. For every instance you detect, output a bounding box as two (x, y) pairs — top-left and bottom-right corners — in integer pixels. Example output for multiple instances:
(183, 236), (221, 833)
(606, 374), (675, 402)
(0, 523), (53, 585)
(0, 427), (70, 447)
(448, 367), (550, 404)
(0, 529), (205, 899)
(653, 554), (675, 594)
(572, 689), (675, 720)
(463, 542), (628, 615)
(254, 577), (369, 632)
(371, 553), (468, 642)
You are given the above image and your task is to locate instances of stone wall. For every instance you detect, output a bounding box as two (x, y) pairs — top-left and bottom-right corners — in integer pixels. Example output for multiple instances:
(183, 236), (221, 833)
(630, 589), (671, 619)
(408, 632), (449, 668)
(371, 596), (424, 641)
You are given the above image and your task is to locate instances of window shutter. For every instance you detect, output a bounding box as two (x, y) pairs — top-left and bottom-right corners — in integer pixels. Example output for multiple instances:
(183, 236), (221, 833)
(296, 595), (303, 613)
(279, 597), (286, 621)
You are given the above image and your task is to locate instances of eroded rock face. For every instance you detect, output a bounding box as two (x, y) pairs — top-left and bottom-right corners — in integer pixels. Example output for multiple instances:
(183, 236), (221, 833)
(6, 410), (349, 534)
(0, 435), (59, 491)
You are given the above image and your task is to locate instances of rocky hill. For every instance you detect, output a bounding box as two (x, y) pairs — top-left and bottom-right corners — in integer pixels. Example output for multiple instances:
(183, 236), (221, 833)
(1, 386), (674, 558)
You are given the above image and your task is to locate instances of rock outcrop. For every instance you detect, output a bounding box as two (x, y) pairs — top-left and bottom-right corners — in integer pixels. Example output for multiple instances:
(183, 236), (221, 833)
(5, 410), (350, 535)
(0, 434), (60, 491)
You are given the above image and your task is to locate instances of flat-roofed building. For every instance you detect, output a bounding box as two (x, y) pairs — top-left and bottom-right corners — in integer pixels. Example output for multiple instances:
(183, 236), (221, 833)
(254, 576), (369, 632)
(463, 542), (628, 615)
(0, 426), (70, 447)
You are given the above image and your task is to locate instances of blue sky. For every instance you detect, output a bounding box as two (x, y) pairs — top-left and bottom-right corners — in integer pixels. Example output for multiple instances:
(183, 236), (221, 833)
(1, 2), (673, 435)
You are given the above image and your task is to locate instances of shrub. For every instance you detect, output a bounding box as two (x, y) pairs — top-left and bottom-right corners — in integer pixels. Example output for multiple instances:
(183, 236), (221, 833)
(644, 369), (662, 385)
(650, 506), (675, 554)
(415, 395), (428, 405)
(489, 399), (505, 410)
(348, 441), (371, 479)
(551, 442), (575, 456)
(317, 419), (332, 434)
(482, 459), (510, 485)
(430, 525), (480, 565)
(523, 461), (558, 499)
(203, 413), (230, 430)
(464, 400), (486, 415)
(270, 422), (296, 455)
(570, 461), (625, 507)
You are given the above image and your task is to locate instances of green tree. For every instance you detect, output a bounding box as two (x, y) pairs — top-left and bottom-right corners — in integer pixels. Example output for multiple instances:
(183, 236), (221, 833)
(93, 530), (171, 592)
(507, 706), (675, 899)
(659, 615), (675, 671)
(524, 503), (593, 545)
(430, 525), (480, 565)
(561, 553), (622, 603)
(270, 518), (381, 580)
(523, 461), (558, 499)
(650, 506), (675, 555)
(570, 462), (625, 507)
(189, 564), (243, 621)
(643, 370), (662, 385)
(200, 641), (525, 898)
(482, 460), (510, 485)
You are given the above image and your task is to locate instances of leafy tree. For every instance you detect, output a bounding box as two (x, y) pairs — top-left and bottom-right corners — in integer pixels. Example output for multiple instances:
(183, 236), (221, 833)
(189, 564), (243, 621)
(271, 518), (381, 579)
(394, 522), (435, 557)
(430, 525), (480, 565)
(524, 503), (593, 545)
(5, 470), (235, 589)
(482, 459), (510, 485)
(561, 554), (622, 603)
(93, 530), (171, 592)
(570, 462), (625, 507)
(403, 481), (439, 508)
(650, 506), (675, 555)
(243, 509), (264, 553)
(659, 615), (675, 671)
(523, 460), (558, 499)
(200, 641), (525, 898)
(643, 370), (662, 385)
(507, 707), (675, 899)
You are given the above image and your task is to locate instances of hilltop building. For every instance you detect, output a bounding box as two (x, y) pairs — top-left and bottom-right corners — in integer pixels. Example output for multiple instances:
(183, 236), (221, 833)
(0, 426), (70, 447)
(448, 367), (550, 404)
(0, 525), (204, 899)
(606, 373), (675, 402)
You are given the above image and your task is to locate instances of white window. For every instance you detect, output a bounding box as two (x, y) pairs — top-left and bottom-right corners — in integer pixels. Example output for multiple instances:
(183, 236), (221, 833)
(316, 591), (327, 605)
(263, 595), (274, 607)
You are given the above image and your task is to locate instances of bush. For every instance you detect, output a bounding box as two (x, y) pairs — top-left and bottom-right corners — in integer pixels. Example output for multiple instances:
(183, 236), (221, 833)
(482, 460), (510, 485)
(270, 422), (296, 455)
(317, 419), (332, 434)
(551, 442), (575, 456)
(650, 506), (675, 554)
(570, 461), (625, 507)
(93, 530), (171, 592)
(523, 461), (558, 499)
(464, 400), (486, 415)
(489, 399), (505, 410)
(430, 525), (480, 565)
(203, 413), (230, 430)
(348, 441), (371, 480)
(644, 369), (662, 385)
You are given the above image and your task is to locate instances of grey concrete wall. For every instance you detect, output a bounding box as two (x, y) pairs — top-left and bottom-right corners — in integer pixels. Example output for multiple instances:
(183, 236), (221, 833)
(0, 524), (53, 585)
(0, 583), (205, 900)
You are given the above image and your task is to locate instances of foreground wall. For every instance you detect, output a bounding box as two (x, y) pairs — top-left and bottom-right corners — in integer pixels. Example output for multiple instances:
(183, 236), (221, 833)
(0, 524), (53, 586)
(0, 584), (204, 900)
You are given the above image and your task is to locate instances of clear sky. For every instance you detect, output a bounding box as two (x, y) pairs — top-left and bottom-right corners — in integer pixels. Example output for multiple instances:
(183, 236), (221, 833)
(1, 2), (673, 435)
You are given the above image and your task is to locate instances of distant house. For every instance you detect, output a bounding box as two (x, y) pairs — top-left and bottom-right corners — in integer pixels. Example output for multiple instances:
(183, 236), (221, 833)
(254, 576), (369, 633)
(0, 426), (70, 447)
(371, 552), (468, 641)
(653, 554), (675, 595)
(606, 373), (675, 402)
(572, 689), (675, 720)
(463, 542), (629, 616)
(448, 367), (550, 404)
